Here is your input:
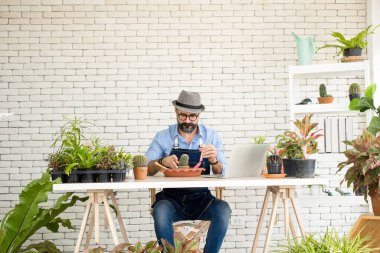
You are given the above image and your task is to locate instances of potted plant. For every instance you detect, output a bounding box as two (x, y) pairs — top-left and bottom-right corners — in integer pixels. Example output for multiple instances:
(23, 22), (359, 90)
(318, 24), (380, 58)
(266, 148), (282, 174)
(178, 154), (190, 169)
(338, 84), (380, 215)
(318, 83), (334, 104)
(0, 170), (88, 253)
(349, 83), (361, 101)
(276, 114), (322, 178)
(133, 155), (148, 180)
(110, 147), (133, 182)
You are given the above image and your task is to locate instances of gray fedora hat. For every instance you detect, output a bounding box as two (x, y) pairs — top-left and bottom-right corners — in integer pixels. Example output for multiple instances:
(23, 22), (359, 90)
(172, 90), (205, 113)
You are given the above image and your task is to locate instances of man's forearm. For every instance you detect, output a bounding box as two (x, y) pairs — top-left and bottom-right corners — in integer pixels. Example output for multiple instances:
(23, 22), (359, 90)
(211, 161), (223, 174)
(147, 160), (161, 176)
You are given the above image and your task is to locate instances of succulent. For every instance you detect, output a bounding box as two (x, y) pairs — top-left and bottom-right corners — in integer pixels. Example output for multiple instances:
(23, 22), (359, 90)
(349, 83), (361, 95)
(133, 155), (147, 168)
(179, 154), (189, 167)
(319, 84), (332, 98)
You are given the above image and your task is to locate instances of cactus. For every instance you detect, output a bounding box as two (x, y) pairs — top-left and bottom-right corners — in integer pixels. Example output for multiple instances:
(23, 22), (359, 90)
(319, 84), (327, 97)
(349, 83), (360, 95)
(132, 154), (147, 168)
(179, 154), (189, 166)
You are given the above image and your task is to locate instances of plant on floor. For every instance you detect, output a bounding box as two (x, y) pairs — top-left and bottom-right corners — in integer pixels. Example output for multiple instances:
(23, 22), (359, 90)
(0, 170), (88, 253)
(318, 84), (334, 104)
(276, 114), (322, 177)
(317, 24), (380, 57)
(349, 83), (361, 101)
(349, 84), (380, 135)
(275, 227), (377, 253)
(337, 130), (380, 202)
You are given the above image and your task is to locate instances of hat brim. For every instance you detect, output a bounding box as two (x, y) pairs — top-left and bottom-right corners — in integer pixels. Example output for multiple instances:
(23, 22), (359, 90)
(172, 100), (205, 113)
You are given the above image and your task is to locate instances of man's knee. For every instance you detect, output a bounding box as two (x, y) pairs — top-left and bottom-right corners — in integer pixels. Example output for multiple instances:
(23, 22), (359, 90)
(213, 199), (232, 220)
(153, 199), (174, 220)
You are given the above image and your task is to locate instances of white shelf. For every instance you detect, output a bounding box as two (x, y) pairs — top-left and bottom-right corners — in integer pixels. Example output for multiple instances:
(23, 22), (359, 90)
(291, 103), (353, 114)
(289, 61), (368, 78)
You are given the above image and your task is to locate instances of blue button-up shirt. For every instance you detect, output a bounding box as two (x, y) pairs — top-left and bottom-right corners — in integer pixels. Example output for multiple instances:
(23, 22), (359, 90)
(146, 124), (227, 175)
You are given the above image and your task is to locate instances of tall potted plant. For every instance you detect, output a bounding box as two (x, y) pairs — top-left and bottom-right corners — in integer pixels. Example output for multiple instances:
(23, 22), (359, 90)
(276, 114), (322, 178)
(338, 83), (380, 215)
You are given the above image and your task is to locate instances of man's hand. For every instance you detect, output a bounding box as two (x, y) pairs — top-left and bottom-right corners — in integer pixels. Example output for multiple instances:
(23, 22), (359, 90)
(200, 144), (218, 164)
(162, 155), (179, 169)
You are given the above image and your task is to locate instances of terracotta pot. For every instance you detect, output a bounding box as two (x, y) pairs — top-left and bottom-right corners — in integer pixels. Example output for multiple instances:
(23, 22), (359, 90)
(318, 96), (334, 104)
(133, 167), (148, 180)
(371, 192), (380, 216)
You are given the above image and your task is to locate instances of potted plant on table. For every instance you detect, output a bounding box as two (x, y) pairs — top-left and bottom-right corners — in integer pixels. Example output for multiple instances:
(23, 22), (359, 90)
(338, 83), (380, 215)
(318, 24), (380, 61)
(318, 83), (334, 104)
(349, 83), (361, 101)
(266, 147), (282, 174)
(133, 155), (148, 180)
(276, 114), (322, 178)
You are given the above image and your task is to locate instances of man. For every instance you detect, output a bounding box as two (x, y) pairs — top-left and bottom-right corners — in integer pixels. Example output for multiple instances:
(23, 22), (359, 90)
(146, 90), (231, 253)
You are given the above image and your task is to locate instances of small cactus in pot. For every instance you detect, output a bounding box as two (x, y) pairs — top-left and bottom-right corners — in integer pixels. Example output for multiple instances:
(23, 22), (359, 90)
(318, 84), (334, 104)
(132, 154), (148, 180)
(178, 154), (190, 169)
(349, 83), (361, 101)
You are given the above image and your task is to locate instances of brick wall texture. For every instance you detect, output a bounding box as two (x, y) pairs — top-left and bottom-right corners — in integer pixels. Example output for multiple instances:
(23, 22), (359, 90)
(0, 0), (369, 252)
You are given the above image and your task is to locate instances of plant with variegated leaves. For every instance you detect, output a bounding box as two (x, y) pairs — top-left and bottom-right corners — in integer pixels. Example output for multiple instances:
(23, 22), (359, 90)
(276, 114), (322, 159)
(337, 129), (380, 202)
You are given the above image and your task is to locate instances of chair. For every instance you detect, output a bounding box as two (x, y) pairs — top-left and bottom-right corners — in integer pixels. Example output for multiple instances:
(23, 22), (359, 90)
(149, 187), (225, 247)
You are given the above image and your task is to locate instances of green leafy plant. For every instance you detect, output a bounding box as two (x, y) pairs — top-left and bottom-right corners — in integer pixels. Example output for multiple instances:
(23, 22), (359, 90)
(276, 114), (321, 159)
(161, 239), (201, 253)
(0, 170), (88, 253)
(252, 136), (265, 144)
(337, 129), (380, 202)
(275, 228), (377, 253)
(48, 117), (132, 175)
(349, 84), (380, 135)
(349, 83), (361, 95)
(318, 24), (380, 56)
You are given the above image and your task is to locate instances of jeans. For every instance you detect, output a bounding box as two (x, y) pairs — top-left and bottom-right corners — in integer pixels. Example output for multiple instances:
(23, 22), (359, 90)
(153, 198), (231, 253)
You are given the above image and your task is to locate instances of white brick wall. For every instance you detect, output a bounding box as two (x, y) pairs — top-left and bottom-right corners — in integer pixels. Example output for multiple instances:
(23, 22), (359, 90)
(0, 0), (369, 252)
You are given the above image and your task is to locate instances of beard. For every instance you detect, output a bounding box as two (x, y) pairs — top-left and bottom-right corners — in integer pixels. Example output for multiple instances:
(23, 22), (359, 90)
(178, 122), (197, 134)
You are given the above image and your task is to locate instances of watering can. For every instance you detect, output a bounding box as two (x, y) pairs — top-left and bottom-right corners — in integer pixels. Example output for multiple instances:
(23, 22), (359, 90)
(292, 32), (315, 65)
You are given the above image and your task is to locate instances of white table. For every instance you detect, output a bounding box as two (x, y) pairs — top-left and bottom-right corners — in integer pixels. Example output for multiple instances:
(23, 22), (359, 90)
(53, 176), (329, 253)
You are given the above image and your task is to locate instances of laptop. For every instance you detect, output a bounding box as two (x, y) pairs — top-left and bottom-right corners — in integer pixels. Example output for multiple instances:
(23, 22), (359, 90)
(202, 143), (268, 178)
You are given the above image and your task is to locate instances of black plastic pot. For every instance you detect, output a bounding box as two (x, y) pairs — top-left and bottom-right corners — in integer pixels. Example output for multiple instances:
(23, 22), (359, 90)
(349, 94), (360, 101)
(80, 170), (94, 183)
(112, 170), (126, 182)
(294, 159), (316, 178)
(67, 171), (80, 183)
(267, 162), (282, 174)
(97, 170), (111, 182)
(283, 159), (296, 177)
(51, 170), (67, 183)
(344, 47), (362, 57)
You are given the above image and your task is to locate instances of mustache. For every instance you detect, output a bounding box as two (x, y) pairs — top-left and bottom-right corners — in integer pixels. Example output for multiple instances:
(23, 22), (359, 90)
(178, 122), (197, 133)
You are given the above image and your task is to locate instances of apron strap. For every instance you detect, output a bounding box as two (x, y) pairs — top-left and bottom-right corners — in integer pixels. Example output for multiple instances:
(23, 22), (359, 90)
(173, 134), (203, 148)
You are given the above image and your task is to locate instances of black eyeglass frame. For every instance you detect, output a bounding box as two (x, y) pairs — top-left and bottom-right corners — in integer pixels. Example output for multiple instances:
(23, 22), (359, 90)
(177, 113), (199, 121)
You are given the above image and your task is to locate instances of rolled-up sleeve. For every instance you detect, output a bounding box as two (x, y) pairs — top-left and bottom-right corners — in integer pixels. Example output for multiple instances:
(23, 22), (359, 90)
(212, 132), (228, 176)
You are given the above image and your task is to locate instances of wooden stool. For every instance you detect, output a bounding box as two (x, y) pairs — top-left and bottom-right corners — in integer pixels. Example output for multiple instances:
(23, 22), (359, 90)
(350, 213), (380, 249)
(251, 186), (306, 253)
(75, 190), (128, 253)
(149, 187), (224, 246)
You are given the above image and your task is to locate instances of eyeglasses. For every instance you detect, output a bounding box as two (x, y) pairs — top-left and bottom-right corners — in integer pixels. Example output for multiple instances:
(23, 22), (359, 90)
(177, 113), (199, 121)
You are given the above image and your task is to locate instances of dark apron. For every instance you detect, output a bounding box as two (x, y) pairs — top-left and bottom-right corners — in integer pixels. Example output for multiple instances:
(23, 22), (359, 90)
(153, 135), (215, 219)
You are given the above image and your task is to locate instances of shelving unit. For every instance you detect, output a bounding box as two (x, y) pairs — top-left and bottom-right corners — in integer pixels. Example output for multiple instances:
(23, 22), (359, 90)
(288, 61), (371, 124)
